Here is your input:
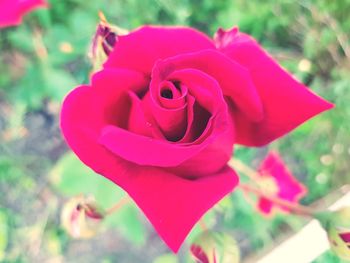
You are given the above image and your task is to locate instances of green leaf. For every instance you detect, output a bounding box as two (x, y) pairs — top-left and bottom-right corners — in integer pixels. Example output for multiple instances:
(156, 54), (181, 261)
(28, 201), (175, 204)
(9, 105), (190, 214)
(50, 152), (125, 207)
(106, 205), (147, 246)
(50, 152), (147, 245)
(33, 9), (52, 28)
(43, 68), (77, 102)
(7, 27), (35, 52)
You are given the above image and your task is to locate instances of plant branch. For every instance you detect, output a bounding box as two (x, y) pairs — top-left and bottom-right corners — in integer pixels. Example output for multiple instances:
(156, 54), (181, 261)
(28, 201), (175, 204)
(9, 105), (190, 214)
(106, 196), (131, 215)
(228, 158), (260, 182)
(238, 183), (316, 217)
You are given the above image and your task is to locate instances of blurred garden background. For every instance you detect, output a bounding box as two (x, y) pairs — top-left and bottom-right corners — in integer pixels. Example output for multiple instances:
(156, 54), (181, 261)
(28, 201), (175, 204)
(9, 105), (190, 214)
(0, 0), (350, 262)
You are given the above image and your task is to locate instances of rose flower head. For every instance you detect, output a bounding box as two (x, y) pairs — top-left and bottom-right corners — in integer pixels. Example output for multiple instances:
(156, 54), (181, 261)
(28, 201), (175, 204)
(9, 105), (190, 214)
(61, 195), (105, 239)
(61, 25), (333, 251)
(256, 152), (307, 216)
(0, 0), (47, 28)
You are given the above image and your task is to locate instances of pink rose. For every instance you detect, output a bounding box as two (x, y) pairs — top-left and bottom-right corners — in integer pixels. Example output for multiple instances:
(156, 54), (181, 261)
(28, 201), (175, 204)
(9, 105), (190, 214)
(60, 26), (333, 252)
(0, 0), (47, 28)
(256, 152), (307, 216)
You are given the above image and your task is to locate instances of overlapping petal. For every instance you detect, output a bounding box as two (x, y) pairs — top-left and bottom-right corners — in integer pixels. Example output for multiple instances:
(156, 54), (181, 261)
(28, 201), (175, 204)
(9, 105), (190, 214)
(215, 27), (333, 146)
(104, 26), (215, 74)
(151, 49), (264, 122)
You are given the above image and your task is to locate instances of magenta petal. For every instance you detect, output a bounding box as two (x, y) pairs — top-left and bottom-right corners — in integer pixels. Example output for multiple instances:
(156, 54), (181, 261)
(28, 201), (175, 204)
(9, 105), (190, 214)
(158, 81), (186, 109)
(127, 91), (155, 137)
(99, 124), (210, 167)
(215, 27), (334, 146)
(257, 197), (273, 215)
(257, 152), (307, 215)
(152, 49), (263, 122)
(191, 244), (210, 263)
(91, 68), (148, 95)
(19, 0), (47, 13)
(0, 0), (47, 28)
(261, 152), (307, 200)
(121, 165), (238, 252)
(143, 92), (188, 141)
(104, 26), (215, 74)
(339, 232), (350, 243)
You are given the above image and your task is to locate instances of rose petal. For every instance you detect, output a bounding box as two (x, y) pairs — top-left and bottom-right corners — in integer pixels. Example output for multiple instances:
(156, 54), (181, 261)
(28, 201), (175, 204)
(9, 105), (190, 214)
(104, 26), (215, 74)
(99, 108), (232, 176)
(99, 124), (210, 167)
(158, 81), (186, 109)
(142, 92), (188, 141)
(151, 63), (226, 143)
(92, 68), (148, 96)
(339, 232), (350, 243)
(151, 49), (264, 122)
(0, 0), (47, 28)
(127, 91), (155, 138)
(122, 164), (238, 252)
(257, 197), (273, 215)
(215, 27), (334, 146)
(166, 69), (223, 114)
(60, 79), (239, 252)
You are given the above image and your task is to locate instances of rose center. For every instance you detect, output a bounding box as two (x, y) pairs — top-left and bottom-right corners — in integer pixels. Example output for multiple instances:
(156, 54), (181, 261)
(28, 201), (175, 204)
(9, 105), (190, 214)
(161, 89), (173, 99)
(159, 80), (183, 101)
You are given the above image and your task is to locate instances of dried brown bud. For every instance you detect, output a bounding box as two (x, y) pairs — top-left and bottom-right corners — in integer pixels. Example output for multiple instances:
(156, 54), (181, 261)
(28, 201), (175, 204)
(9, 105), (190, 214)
(61, 195), (105, 239)
(89, 12), (128, 72)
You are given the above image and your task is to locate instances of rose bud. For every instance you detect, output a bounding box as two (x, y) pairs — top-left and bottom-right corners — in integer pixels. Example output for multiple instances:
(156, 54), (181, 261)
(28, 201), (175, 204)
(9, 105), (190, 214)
(61, 195), (105, 239)
(0, 0), (48, 28)
(316, 207), (350, 260)
(256, 152), (307, 216)
(61, 25), (333, 251)
(90, 12), (128, 72)
(190, 231), (240, 263)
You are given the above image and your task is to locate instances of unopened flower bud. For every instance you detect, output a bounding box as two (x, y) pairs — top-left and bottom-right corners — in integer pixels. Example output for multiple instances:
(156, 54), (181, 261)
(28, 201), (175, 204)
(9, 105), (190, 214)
(90, 12), (128, 72)
(190, 231), (240, 263)
(316, 207), (350, 260)
(61, 195), (105, 239)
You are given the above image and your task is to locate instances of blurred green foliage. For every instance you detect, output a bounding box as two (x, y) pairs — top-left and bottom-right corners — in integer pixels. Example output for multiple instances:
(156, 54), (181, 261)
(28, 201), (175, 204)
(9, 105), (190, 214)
(0, 0), (350, 262)
(0, 210), (8, 261)
(50, 153), (147, 246)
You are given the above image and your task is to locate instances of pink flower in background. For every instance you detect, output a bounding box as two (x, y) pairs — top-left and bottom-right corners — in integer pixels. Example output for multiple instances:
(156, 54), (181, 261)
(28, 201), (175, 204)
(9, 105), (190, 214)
(0, 0), (47, 28)
(257, 152), (307, 216)
(61, 25), (332, 252)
